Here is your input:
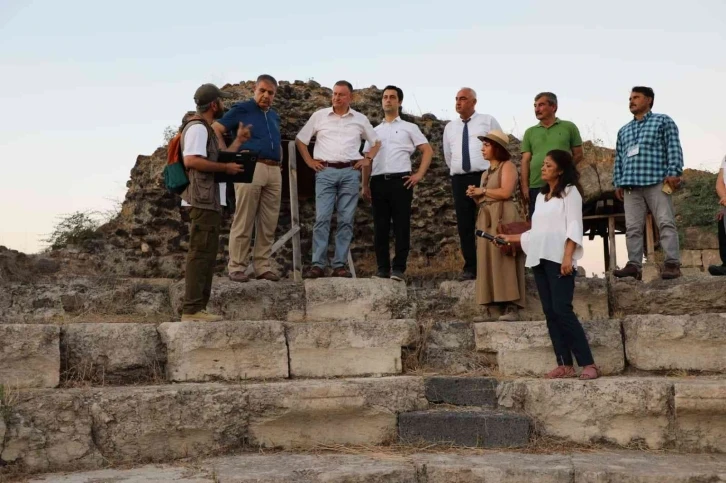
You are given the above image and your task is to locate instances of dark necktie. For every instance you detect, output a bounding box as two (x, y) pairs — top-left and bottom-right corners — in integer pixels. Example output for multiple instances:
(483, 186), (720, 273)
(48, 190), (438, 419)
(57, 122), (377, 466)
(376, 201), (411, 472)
(462, 118), (471, 172)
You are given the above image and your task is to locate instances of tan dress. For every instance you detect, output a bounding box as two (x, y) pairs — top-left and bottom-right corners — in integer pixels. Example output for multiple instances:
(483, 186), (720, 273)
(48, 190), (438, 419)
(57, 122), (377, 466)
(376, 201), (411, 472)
(475, 161), (526, 307)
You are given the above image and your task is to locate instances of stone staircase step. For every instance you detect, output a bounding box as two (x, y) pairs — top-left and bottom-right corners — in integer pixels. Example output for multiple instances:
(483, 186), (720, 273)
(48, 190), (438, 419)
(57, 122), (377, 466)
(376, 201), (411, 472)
(0, 377), (426, 473)
(611, 276), (726, 316)
(29, 450), (726, 482)
(624, 314), (726, 373)
(286, 319), (417, 377)
(474, 320), (624, 376)
(399, 409), (531, 448)
(0, 324), (59, 388)
(304, 278), (413, 321)
(424, 376), (497, 407)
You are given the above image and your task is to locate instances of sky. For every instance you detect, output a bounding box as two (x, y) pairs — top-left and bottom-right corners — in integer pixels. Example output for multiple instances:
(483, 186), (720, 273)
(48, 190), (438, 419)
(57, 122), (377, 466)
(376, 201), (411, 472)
(1, 0), (725, 273)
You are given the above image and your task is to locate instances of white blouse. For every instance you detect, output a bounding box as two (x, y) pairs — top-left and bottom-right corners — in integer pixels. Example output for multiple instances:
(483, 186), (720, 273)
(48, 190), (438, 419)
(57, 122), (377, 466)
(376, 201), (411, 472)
(520, 186), (584, 268)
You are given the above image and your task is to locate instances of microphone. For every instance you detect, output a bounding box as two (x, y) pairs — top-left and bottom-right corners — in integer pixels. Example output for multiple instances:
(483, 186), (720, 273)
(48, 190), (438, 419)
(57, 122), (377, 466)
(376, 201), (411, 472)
(475, 230), (508, 246)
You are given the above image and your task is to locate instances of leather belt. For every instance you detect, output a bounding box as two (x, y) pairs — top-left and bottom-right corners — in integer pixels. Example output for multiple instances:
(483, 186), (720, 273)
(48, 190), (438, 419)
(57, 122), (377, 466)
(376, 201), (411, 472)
(321, 161), (356, 169)
(372, 171), (410, 180)
(257, 158), (281, 167)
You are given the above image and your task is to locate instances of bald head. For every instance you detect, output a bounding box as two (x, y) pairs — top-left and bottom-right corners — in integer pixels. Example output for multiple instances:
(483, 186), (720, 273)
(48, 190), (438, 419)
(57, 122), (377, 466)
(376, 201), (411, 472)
(455, 87), (477, 119)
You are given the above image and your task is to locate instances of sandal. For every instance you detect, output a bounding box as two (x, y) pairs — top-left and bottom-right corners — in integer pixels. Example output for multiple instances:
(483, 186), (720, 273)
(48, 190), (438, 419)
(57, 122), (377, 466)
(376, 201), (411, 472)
(545, 365), (577, 379)
(579, 365), (600, 380)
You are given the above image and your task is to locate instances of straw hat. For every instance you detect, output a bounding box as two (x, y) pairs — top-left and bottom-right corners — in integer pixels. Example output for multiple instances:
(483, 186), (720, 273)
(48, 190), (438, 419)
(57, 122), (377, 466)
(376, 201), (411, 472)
(477, 129), (511, 155)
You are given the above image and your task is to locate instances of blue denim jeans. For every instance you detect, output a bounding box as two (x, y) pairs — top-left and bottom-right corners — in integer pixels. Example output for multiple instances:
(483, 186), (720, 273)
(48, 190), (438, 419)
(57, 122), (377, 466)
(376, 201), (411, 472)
(312, 167), (361, 268)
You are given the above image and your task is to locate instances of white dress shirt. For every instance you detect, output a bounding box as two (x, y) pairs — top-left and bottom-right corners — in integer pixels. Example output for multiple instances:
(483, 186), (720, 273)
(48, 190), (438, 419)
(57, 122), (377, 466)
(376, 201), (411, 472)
(296, 107), (379, 162)
(520, 186), (584, 268)
(363, 117), (429, 176)
(442, 111), (502, 174)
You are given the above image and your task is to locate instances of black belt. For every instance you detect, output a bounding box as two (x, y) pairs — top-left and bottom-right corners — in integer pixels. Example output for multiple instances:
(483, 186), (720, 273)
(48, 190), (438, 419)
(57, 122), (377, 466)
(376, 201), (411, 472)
(452, 171), (484, 177)
(372, 171), (410, 180)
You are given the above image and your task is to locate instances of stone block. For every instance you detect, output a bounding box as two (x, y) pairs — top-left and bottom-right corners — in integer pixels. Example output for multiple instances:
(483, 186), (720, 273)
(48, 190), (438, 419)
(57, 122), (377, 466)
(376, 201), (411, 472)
(158, 321), (288, 381)
(399, 409), (530, 447)
(29, 466), (213, 482)
(422, 320), (481, 374)
(681, 267), (705, 277)
(424, 376), (497, 407)
(623, 314), (726, 372)
(702, 249), (722, 269)
(680, 250), (703, 267)
(475, 320), (624, 376)
(248, 376), (427, 448)
(498, 378), (672, 448)
(170, 279), (306, 321)
(641, 263), (660, 282)
(304, 278), (412, 321)
(0, 324), (59, 388)
(61, 323), (165, 383)
(573, 451), (726, 482)
(611, 276), (726, 316)
(285, 319), (417, 377)
(675, 380), (726, 453)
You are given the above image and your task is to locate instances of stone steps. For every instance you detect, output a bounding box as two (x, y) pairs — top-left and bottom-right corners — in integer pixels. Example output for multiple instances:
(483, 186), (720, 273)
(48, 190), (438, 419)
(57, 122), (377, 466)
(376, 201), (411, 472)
(25, 450), (726, 482)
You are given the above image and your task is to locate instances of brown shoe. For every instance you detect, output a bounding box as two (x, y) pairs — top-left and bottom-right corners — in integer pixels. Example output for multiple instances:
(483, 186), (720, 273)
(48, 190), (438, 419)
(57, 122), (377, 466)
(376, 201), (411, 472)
(229, 271), (249, 283)
(303, 266), (325, 279)
(661, 262), (682, 280)
(545, 365), (577, 379)
(331, 267), (352, 278)
(613, 262), (642, 280)
(257, 271), (280, 282)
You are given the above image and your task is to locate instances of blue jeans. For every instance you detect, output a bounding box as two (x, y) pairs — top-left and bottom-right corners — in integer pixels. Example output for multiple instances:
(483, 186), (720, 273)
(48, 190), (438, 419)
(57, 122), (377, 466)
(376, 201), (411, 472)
(312, 168), (361, 268)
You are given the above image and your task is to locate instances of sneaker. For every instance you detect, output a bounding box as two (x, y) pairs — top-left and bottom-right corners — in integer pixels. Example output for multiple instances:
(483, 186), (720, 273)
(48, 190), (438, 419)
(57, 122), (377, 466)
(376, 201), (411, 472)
(229, 271), (249, 283)
(661, 262), (682, 280)
(303, 266), (325, 279)
(613, 262), (642, 280)
(331, 267), (353, 278)
(181, 310), (223, 322)
(708, 264), (726, 276)
(390, 270), (405, 282)
(372, 271), (390, 279)
(497, 304), (519, 321)
(457, 271), (476, 281)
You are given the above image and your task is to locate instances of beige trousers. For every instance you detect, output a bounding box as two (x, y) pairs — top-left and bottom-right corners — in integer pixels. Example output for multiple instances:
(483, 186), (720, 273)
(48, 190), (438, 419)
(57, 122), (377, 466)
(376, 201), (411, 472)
(227, 163), (282, 276)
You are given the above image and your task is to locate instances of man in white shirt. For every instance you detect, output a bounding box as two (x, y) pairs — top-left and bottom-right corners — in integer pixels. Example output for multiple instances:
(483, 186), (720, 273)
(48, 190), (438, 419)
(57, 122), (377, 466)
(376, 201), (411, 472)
(442, 87), (502, 280)
(295, 80), (381, 278)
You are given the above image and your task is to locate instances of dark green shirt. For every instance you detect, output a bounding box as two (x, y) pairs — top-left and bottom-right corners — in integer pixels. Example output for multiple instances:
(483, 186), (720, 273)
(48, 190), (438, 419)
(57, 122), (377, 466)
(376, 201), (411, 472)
(521, 118), (582, 188)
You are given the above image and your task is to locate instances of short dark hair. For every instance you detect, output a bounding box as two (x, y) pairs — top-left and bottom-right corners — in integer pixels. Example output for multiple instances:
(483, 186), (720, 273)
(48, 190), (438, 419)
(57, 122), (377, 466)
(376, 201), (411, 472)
(334, 80), (353, 93)
(540, 149), (582, 198)
(382, 85), (404, 103)
(256, 74), (278, 87)
(535, 92), (558, 106)
(632, 86), (655, 108)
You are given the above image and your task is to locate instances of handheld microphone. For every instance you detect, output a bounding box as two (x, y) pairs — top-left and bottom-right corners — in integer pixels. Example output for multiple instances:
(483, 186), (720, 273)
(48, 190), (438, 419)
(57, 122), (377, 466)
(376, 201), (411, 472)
(475, 230), (508, 246)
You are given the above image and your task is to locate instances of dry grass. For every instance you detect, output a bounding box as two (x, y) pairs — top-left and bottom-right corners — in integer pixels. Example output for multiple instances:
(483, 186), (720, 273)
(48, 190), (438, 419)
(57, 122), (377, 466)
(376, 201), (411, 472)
(60, 358), (166, 388)
(355, 245), (463, 278)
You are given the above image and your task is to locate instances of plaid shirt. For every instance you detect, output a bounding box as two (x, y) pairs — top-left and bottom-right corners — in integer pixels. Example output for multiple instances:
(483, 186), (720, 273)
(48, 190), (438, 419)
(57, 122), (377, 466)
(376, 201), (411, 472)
(613, 111), (684, 187)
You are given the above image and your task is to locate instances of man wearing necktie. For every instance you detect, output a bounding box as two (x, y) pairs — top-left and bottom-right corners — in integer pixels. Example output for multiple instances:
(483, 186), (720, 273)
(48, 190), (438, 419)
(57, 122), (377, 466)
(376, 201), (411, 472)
(443, 87), (502, 280)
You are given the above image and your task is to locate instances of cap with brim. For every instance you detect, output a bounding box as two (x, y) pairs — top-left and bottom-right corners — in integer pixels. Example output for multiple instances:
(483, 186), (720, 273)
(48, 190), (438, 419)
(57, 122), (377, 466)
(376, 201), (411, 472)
(477, 129), (511, 155)
(194, 83), (233, 106)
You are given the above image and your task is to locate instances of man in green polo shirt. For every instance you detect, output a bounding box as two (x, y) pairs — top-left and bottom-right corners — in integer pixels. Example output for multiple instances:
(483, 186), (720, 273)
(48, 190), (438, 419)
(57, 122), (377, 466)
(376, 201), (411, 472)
(520, 92), (583, 218)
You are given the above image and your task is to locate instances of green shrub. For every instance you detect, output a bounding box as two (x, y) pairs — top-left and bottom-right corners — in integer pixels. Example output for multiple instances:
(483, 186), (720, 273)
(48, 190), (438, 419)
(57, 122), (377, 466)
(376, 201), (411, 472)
(43, 211), (102, 250)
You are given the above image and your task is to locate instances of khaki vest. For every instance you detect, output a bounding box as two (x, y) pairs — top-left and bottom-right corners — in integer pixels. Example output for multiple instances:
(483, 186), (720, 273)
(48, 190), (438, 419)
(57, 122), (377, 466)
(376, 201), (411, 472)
(180, 119), (221, 212)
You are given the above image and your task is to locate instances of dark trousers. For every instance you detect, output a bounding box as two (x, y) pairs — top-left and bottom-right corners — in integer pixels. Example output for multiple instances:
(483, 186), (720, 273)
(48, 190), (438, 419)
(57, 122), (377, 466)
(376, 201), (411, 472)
(183, 207), (221, 314)
(371, 174), (413, 273)
(528, 187), (540, 220)
(451, 172), (483, 274)
(719, 213), (726, 265)
(532, 259), (595, 367)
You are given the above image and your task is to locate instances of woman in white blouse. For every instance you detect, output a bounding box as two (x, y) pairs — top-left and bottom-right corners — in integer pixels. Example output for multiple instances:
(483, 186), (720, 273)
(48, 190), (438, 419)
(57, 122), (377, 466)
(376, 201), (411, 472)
(498, 149), (599, 380)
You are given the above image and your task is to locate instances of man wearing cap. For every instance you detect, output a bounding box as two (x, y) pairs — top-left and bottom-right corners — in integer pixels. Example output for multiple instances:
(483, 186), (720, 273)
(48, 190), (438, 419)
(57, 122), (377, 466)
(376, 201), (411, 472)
(213, 74), (283, 283)
(180, 83), (249, 322)
(520, 92), (583, 219)
(443, 87), (502, 281)
(361, 85), (433, 282)
(295, 80), (381, 278)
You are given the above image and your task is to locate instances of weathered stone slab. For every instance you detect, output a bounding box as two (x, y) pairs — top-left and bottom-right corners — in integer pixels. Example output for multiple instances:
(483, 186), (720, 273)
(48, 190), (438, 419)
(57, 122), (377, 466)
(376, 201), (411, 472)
(680, 249), (703, 267)
(424, 376), (497, 407)
(624, 314), (726, 372)
(170, 279), (306, 322)
(286, 319), (417, 377)
(498, 378), (672, 448)
(440, 277), (609, 321)
(399, 409), (530, 447)
(611, 276), (726, 316)
(304, 278), (412, 321)
(475, 320), (624, 376)
(422, 320), (481, 373)
(158, 321), (288, 381)
(702, 249), (722, 269)
(675, 380), (726, 453)
(0, 324), (59, 388)
(573, 451), (726, 482)
(248, 376), (427, 448)
(30, 466), (213, 482)
(61, 323), (165, 383)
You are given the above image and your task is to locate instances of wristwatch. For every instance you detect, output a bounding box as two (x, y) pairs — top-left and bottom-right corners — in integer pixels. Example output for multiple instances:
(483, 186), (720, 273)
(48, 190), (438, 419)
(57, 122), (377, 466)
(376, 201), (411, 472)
(364, 156), (373, 161)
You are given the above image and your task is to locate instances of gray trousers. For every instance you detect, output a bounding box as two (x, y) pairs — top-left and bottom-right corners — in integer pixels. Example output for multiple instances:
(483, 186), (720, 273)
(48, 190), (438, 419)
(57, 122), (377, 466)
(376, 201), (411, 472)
(624, 184), (680, 267)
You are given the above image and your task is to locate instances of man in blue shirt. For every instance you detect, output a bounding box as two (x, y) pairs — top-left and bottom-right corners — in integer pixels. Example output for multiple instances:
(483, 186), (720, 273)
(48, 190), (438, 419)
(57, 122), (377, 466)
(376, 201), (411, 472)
(613, 86), (684, 280)
(213, 74), (283, 282)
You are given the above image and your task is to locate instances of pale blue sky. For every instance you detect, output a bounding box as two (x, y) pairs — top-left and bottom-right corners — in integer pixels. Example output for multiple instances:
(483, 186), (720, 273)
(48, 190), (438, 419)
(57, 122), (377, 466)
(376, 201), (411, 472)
(1, 0), (725, 255)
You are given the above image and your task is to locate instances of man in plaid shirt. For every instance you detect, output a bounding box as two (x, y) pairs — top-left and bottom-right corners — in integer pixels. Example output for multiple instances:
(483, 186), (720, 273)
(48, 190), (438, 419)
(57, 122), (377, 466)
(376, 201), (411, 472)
(613, 86), (684, 280)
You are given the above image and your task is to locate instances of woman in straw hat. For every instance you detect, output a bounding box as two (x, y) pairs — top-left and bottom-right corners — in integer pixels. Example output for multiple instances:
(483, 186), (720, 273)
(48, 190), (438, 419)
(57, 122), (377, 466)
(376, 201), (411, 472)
(466, 130), (526, 321)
